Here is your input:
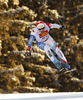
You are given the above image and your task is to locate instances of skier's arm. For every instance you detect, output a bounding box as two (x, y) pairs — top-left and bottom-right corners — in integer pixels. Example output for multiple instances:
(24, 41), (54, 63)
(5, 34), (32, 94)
(50, 23), (66, 31)
(50, 23), (62, 29)
(27, 28), (36, 51)
(27, 35), (35, 50)
(26, 35), (35, 57)
(46, 23), (62, 29)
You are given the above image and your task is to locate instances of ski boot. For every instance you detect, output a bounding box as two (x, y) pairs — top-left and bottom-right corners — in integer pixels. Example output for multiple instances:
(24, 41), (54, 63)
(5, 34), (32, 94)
(55, 62), (65, 73)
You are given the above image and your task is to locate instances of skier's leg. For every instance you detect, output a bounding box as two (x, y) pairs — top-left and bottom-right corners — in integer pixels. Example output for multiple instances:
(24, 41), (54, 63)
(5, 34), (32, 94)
(52, 42), (70, 70)
(44, 44), (62, 69)
(37, 41), (64, 70)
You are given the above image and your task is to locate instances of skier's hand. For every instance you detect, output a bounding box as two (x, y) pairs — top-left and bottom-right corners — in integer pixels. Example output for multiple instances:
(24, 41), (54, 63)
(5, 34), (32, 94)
(60, 25), (66, 31)
(26, 50), (31, 57)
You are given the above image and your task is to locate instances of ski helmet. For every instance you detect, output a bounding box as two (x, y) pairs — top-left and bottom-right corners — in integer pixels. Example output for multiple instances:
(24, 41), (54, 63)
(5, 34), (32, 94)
(36, 21), (45, 30)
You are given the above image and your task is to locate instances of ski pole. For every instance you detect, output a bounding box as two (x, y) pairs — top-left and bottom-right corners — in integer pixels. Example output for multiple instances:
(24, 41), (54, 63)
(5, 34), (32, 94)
(56, 18), (66, 31)
(56, 18), (62, 25)
(55, 18), (66, 47)
(8, 9), (27, 50)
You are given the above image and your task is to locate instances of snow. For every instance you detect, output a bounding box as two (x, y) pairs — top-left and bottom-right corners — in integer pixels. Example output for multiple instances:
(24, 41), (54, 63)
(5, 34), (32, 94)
(0, 92), (83, 100)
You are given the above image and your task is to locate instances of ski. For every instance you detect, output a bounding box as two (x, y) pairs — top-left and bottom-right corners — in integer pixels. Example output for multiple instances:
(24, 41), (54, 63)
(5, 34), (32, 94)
(64, 68), (77, 74)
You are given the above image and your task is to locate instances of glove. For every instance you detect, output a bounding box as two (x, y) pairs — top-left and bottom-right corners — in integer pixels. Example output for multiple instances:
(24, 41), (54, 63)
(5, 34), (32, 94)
(60, 25), (66, 31)
(26, 50), (31, 57)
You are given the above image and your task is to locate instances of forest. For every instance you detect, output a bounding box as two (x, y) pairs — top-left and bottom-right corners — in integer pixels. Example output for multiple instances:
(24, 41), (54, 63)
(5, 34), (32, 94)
(0, 0), (83, 93)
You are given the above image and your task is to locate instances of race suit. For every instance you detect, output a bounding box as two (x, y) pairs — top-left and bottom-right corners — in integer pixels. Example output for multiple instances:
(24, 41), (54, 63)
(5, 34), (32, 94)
(27, 22), (70, 70)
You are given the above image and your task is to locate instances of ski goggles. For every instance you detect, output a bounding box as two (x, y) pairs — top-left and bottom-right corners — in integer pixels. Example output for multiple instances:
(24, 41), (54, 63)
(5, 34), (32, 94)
(38, 27), (45, 31)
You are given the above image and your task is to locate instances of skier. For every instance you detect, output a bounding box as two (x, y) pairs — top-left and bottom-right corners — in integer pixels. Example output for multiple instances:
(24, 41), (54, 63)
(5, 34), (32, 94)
(26, 21), (71, 72)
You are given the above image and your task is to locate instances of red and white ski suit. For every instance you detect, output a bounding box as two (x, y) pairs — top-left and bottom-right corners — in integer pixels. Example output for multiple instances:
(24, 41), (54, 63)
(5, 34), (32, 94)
(27, 22), (70, 69)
